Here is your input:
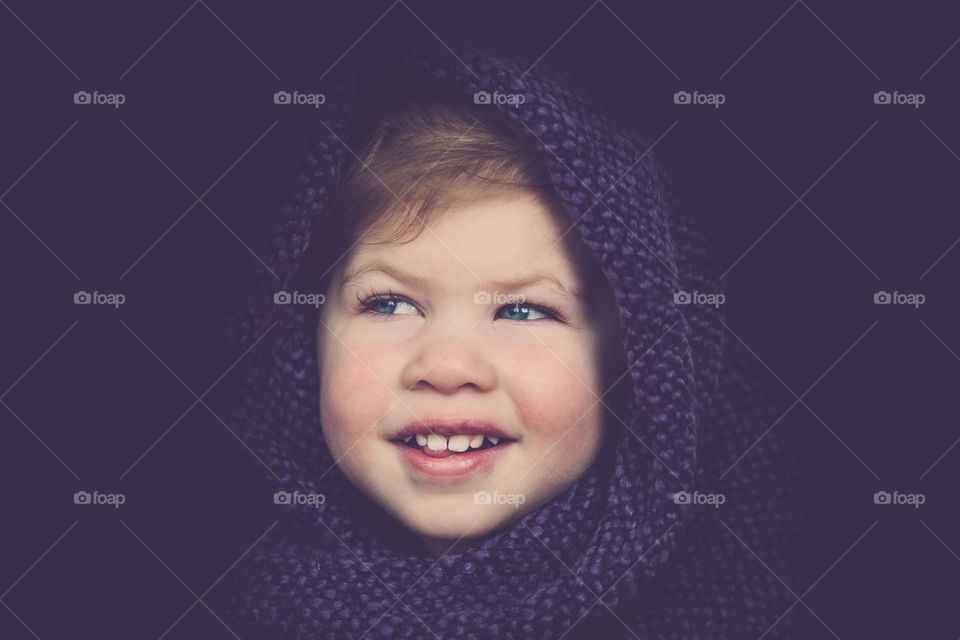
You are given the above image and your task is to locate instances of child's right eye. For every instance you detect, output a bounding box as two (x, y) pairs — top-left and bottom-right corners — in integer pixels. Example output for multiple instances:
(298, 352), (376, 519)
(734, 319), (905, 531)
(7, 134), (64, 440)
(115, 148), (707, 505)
(356, 292), (421, 317)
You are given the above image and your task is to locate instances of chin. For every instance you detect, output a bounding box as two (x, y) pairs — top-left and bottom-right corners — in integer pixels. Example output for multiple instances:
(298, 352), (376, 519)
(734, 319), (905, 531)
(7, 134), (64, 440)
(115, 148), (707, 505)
(395, 500), (527, 543)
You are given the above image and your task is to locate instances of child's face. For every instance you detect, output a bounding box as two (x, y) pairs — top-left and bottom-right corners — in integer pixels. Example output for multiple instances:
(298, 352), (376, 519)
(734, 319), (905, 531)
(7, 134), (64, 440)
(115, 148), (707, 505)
(316, 193), (606, 553)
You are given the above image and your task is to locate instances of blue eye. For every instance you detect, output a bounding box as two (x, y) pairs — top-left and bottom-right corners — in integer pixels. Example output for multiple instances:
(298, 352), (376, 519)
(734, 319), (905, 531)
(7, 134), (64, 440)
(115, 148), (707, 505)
(359, 294), (420, 316)
(495, 302), (553, 321)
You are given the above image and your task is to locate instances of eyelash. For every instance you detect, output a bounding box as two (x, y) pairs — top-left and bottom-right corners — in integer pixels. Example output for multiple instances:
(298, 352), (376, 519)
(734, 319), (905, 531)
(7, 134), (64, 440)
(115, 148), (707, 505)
(353, 288), (566, 322)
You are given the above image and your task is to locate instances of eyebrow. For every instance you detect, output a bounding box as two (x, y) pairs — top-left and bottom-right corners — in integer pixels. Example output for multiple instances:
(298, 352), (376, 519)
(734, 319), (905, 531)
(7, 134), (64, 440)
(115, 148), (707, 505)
(340, 261), (583, 300)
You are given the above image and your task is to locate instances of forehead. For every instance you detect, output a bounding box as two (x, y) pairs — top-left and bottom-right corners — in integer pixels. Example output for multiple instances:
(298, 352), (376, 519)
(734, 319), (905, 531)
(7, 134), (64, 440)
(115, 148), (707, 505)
(342, 195), (586, 290)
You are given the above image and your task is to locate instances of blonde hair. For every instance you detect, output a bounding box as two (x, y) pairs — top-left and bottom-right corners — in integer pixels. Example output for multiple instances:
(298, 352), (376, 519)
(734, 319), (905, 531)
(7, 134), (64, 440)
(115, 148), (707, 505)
(326, 81), (563, 248)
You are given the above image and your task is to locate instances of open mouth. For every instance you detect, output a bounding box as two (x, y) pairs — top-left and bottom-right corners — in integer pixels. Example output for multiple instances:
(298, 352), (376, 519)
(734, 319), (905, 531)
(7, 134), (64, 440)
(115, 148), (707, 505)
(391, 429), (516, 479)
(395, 433), (511, 458)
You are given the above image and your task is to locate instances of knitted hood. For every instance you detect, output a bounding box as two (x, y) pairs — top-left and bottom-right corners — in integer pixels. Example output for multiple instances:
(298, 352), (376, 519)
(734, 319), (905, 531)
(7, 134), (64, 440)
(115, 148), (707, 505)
(214, 39), (812, 639)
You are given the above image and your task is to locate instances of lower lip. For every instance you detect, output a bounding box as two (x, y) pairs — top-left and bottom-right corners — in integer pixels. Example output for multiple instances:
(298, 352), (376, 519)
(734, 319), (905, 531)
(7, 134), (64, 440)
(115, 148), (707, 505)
(393, 441), (513, 479)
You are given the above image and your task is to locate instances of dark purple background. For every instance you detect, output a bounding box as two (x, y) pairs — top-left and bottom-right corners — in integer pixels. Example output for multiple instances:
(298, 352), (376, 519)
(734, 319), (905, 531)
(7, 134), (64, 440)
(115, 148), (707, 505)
(1, 1), (958, 638)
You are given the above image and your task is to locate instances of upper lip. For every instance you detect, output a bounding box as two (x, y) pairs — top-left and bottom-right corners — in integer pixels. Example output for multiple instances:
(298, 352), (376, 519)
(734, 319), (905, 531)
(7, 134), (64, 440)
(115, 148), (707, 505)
(391, 417), (515, 441)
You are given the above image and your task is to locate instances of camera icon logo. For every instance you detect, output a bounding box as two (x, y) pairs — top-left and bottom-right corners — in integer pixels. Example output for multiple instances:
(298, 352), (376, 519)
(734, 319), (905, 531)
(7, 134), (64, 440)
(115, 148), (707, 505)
(274, 291), (292, 304)
(74, 491), (91, 504)
(73, 91), (91, 105)
(273, 491), (292, 505)
(873, 491), (891, 505)
(873, 291), (891, 304)
(74, 291), (91, 304)
(473, 491), (492, 504)
(473, 91), (491, 105)
(673, 91), (691, 105)
(873, 91), (891, 105)
(473, 290), (491, 304)
(674, 291), (691, 304)
(673, 491), (691, 504)
(274, 91), (291, 105)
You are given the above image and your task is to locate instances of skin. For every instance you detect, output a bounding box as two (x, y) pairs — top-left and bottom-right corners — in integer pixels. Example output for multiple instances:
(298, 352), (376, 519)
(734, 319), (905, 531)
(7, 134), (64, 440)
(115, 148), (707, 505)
(316, 193), (607, 557)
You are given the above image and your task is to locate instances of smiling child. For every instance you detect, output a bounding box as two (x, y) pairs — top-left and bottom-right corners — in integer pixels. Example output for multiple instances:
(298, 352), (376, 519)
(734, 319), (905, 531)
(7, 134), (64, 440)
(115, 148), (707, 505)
(216, 39), (814, 640)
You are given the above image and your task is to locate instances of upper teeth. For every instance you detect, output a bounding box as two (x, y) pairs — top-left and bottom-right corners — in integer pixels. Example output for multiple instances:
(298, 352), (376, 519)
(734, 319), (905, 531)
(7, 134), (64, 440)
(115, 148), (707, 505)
(405, 434), (504, 451)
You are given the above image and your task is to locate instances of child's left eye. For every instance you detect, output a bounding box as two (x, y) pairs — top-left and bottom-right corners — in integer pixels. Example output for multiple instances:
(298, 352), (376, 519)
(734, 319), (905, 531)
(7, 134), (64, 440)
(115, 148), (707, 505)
(495, 303), (556, 322)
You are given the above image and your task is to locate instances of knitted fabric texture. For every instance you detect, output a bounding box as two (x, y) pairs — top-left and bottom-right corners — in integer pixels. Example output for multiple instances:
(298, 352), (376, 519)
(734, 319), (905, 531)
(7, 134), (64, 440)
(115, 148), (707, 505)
(213, 39), (815, 639)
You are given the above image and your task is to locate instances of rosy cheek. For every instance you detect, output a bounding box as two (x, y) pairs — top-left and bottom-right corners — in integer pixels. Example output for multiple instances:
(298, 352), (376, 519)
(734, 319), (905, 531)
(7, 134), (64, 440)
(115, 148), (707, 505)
(513, 338), (598, 404)
(319, 343), (392, 447)
(509, 348), (600, 447)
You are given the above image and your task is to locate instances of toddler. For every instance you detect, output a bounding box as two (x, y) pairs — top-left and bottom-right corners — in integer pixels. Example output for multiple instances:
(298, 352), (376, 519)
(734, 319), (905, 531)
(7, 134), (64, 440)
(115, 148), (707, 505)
(217, 40), (814, 640)
(310, 85), (628, 557)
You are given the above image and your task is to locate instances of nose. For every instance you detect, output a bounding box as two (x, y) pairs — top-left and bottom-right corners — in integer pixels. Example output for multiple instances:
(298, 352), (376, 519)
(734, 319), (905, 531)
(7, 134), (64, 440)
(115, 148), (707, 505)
(401, 319), (497, 394)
